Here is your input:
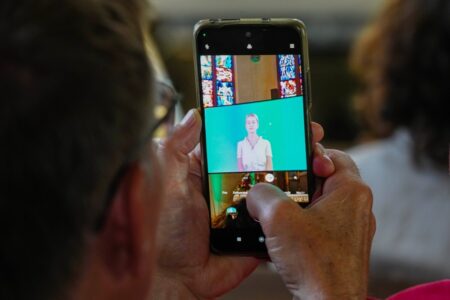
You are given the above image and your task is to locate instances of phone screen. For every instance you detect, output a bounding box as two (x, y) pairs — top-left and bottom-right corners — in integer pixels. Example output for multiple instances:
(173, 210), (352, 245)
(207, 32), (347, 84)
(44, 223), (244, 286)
(195, 21), (313, 254)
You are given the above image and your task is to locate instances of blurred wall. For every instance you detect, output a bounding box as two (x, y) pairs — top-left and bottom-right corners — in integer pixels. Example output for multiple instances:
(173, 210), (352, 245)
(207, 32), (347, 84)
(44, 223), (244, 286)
(150, 0), (384, 145)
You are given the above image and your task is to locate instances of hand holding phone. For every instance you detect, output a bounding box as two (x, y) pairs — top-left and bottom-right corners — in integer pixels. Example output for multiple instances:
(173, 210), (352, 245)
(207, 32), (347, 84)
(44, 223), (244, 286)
(152, 109), (260, 299)
(246, 150), (375, 299)
(151, 108), (334, 299)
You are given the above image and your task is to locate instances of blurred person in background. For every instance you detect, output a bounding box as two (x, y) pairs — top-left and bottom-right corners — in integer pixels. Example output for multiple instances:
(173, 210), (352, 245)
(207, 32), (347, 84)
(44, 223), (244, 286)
(348, 0), (450, 295)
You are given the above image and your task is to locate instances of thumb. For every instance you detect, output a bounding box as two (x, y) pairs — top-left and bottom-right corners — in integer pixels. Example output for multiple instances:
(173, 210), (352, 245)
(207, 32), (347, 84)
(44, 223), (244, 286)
(246, 183), (302, 238)
(246, 183), (306, 287)
(163, 109), (202, 155)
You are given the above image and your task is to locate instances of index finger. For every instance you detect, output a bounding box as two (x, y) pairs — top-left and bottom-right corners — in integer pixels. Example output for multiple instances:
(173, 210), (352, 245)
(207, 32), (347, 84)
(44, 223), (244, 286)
(327, 149), (360, 176)
(311, 122), (324, 144)
(321, 149), (362, 193)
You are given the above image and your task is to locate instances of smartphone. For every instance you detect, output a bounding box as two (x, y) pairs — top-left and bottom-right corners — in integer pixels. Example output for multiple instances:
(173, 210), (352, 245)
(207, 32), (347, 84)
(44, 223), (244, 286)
(193, 18), (314, 256)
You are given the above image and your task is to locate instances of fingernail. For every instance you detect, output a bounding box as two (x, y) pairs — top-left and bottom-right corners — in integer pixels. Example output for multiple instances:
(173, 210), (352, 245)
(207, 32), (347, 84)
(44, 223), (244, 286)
(180, 109), (195, 127)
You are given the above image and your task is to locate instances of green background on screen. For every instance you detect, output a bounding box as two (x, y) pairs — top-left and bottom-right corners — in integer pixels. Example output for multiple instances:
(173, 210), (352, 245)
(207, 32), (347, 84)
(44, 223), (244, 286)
(204, 96), (307, 173)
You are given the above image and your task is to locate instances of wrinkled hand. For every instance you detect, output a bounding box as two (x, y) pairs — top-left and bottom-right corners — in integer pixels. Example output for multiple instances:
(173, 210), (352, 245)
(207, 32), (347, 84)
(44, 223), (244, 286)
(150, 109), (332, 299)
(150, 109), (258, 299)
(247, 150), (375, 300)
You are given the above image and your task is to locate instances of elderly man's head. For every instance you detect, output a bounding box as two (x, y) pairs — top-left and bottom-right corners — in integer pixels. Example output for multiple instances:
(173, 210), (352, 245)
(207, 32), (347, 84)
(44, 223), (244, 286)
(0, 0), (163, 299)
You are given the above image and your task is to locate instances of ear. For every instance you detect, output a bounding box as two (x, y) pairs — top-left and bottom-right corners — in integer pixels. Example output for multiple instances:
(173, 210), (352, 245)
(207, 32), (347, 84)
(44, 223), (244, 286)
(97, 161), (156, 284)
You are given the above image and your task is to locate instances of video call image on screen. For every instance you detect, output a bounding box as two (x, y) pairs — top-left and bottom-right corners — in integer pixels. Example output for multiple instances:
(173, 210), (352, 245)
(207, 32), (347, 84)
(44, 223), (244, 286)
(201, 54), (309, 229)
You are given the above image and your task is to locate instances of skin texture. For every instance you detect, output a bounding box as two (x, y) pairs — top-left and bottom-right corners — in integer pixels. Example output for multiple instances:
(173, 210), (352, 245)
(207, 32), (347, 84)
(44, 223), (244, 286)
(151, 109), (258, 299)
(151, 109), (338, 299)
(71, 147), (164, 300)
(246, 151), (375, 300)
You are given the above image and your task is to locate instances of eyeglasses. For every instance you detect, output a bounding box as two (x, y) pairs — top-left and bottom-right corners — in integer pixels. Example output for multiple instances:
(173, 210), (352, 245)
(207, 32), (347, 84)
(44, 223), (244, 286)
(151, 80), (181, 138)
(93, 80), (181, 231)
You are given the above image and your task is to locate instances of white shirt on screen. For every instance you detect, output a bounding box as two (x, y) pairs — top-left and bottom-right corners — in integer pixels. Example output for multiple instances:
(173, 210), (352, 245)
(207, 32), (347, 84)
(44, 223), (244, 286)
(237, 136), (272, 171)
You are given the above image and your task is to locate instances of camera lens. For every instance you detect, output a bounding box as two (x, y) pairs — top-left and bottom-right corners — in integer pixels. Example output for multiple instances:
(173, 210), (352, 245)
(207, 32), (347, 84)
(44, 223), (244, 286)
(245, 31), (252, 38)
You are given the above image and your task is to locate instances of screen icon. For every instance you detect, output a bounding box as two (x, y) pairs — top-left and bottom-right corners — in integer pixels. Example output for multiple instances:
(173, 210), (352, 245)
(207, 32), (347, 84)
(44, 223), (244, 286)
(236, 236), (242, 242)
(290, 43), (295, 49)
(247, 43), (253, 49)
(265, 173), (275, 183)
(258, 236), (265, 243)
(226, 207), (238, 220)
(205, 44), (210, 50)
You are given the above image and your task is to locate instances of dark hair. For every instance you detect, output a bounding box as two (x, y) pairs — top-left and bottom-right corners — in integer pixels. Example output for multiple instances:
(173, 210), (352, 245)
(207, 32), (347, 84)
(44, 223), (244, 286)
(0, 1), (152, 299)
(351, 0), (450, 168)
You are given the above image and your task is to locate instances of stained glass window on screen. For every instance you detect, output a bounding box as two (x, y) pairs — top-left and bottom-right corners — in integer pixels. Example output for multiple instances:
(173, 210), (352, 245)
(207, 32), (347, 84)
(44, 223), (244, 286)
(201, 56), (213, 107)
(215, 55), (235, 106)
(277, 54), (298, 98)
